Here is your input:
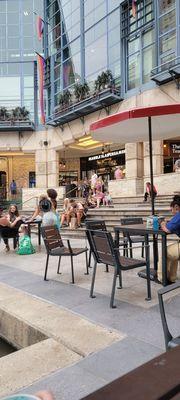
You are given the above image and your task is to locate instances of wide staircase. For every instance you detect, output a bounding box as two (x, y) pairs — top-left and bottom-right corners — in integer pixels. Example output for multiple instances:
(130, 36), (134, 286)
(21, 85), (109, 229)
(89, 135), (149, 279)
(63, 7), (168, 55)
(11, 193), (173, 240)
(56, 194), (173, 239)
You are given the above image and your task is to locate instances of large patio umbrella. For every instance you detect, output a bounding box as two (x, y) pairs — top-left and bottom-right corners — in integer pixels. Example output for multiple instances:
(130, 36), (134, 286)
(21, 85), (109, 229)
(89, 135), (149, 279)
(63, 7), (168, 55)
(90, 104), (180, 214)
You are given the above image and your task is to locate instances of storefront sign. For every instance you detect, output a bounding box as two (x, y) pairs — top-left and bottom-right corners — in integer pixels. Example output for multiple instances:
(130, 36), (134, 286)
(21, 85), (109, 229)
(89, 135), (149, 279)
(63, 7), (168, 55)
(88, 149), (125, 161)
(171, 143), (180, 154)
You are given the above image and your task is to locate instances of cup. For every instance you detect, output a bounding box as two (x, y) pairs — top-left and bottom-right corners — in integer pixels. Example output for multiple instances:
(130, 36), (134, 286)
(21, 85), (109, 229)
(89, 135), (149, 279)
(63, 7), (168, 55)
(1, 395), (40, 400)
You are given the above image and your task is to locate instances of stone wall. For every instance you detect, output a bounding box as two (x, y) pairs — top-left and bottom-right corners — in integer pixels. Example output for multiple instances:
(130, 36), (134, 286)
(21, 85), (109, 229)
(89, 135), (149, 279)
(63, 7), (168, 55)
(108, 178), (144, 198)
(145, 173), (180, 195)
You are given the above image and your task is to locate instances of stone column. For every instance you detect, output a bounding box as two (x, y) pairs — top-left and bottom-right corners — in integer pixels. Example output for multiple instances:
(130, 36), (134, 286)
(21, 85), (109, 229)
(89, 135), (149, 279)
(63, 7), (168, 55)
(125, 142), (144, 195)
(144, 140), (163, 177)
(35, 149), (48, 188)
(47, 149), (59, 188)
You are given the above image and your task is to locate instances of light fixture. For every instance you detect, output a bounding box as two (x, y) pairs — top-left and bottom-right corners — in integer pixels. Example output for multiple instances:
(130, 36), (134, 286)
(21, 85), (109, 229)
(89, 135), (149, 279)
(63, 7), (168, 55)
(59, 150), (66, 168)
(101, 145), (105, 156)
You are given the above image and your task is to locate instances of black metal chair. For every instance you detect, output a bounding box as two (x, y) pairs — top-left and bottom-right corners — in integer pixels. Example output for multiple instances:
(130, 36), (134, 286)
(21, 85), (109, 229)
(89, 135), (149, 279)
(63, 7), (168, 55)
(85, 220), (128, 272)
(158, 281), (180, 351)
(120, 217), (145, 258)
(41, 225), (88, 283)
(86, 229), (151, 308)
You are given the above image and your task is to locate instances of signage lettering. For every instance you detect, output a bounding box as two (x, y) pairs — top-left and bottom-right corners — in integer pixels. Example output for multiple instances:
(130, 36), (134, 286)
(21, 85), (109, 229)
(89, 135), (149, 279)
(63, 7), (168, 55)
(88, 149), (125, 161)
(171, 143), (180, 154)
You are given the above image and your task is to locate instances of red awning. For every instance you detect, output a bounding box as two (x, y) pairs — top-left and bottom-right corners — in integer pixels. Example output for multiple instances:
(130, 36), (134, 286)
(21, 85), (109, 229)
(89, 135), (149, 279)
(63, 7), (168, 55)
(90, 104), (180, 143)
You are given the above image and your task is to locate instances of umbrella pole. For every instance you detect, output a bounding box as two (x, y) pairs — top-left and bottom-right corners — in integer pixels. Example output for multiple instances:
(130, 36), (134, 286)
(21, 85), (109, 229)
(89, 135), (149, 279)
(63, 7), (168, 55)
(148, 116), (155, 215)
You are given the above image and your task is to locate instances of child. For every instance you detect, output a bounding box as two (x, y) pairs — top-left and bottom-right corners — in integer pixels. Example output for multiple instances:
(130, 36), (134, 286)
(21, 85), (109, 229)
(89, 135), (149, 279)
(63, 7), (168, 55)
(16, 225), (36, 255)
(103, 191), (112, 206)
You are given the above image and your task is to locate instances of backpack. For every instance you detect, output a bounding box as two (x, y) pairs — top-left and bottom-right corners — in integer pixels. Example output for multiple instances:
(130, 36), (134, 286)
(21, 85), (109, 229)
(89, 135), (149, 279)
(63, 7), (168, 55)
(16, 235), (35, 255)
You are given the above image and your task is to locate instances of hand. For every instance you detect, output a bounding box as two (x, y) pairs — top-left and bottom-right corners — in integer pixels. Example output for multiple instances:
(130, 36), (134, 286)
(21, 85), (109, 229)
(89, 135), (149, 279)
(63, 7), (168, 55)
(35, 390), (54, 400)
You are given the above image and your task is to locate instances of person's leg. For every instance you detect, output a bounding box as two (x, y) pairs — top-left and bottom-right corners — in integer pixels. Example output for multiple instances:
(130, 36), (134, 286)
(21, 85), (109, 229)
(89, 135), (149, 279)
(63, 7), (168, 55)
(3, 238), (10, 251)
(144, 192), (148, 201)
(96, 198), (100, 208)
(158, 242), (179, 282)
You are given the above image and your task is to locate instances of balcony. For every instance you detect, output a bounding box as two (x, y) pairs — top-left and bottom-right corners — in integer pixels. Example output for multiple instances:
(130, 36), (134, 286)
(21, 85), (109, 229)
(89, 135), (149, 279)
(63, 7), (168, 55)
(0, 107), (35, 131)
(0, 120), (35, 132)
(151, 56), (180, 87)
(47, 87), (123, 127)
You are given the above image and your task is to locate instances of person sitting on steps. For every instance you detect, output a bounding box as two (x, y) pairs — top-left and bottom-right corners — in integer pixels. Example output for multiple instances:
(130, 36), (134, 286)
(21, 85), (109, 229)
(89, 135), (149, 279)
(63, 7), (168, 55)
(144, 182), (157, 202)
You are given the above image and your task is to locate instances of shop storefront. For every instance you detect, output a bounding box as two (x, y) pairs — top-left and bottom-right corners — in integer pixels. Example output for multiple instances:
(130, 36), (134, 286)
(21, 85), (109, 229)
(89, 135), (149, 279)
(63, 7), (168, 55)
(80, 149), (125, 182)
(163, 140), (180, 173)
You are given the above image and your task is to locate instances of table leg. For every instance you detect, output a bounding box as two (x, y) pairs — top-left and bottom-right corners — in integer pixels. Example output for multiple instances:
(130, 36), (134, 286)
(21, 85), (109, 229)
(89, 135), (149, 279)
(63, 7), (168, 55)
(38, 223), (41, 246)
(153, 234), (158, 273)
(162, 234), (168, 286)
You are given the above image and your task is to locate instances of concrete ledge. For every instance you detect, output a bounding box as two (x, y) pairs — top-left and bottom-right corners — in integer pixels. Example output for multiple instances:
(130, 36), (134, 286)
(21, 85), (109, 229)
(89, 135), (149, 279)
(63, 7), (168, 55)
(0, 338), (81, 398)
(0, 283), (124, 397)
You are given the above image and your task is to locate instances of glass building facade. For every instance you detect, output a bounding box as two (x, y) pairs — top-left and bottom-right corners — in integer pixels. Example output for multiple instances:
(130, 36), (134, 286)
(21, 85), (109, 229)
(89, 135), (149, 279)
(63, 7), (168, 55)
(44, 0), (180, 120)
(0, 0), (43, 122)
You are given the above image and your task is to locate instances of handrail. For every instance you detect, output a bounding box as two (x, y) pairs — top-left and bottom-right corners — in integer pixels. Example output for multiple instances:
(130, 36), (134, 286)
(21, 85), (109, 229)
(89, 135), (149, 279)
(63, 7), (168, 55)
(63, 185), (79, 199)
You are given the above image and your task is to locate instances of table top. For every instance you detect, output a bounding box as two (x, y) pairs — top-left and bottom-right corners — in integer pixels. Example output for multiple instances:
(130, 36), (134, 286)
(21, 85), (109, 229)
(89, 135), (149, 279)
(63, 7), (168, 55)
(82, 345), (180, 400)
(25, 219), (42, 225)
(114, 223), (167, 236)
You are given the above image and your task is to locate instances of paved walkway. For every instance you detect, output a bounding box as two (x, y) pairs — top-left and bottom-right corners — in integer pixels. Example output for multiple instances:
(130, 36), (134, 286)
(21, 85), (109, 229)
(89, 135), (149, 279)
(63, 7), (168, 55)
(0, 235), (179, 399)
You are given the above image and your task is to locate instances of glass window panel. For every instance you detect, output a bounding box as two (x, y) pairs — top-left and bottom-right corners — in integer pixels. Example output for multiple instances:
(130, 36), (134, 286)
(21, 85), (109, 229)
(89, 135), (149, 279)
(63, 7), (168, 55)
(24, 76), (34, 86)
(23, 63), (34, 75)
(7, 1), (19, 12)
(54, 64), (61, 79)
(85, 20), (106, 46)
(8, 37), (20, 49)
(24, 87), (34, 98)
(128, 37), (140, 55)
(142, 44), (155, 83)
(63, 58), (75, 87)
(0, 2), (6, 12)
(54, 78), (61, 94)
(7, 12), (19, 23)
(8, 25), (20, 36)
(142, 29), (155, 47)
(85, 36), (107, 77)
(0, 77), (20, 100)
(23, 37), (33, 49)
(7, 63), (20, 75)
(159, 30), (176, 54)
(109, 61), (121, 78)
(159, 0), (175, 14)
(69, 39), (80, 55)
(108, 44), (120, 64)
(108, 9), (120, 29)
(0, 25), (6, 37)
(159, 10), (176, 35)
(108, 0), (120, 12)
(128, 53), (140, 90)
(0, 13), (6, 24)
(108, 26), (120, 47)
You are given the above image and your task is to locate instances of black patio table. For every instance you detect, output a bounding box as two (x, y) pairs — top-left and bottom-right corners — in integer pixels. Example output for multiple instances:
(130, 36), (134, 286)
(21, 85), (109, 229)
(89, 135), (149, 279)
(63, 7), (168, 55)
(26, 220), (42, 246)
(114, 224), (168, 286)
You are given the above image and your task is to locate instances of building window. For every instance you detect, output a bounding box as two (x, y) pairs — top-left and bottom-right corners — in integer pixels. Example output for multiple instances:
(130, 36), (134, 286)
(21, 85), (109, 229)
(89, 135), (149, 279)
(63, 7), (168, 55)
(157, 0), (177, 69)
(121, 0), (155, 91)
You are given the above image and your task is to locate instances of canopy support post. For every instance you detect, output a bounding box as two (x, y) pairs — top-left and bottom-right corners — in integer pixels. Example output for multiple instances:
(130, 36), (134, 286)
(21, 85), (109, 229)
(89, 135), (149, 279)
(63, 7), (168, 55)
(148, 116), (155, 215)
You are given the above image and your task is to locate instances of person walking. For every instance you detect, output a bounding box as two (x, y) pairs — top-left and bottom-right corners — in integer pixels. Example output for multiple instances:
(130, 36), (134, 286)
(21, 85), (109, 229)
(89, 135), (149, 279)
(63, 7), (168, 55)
(144, 182), (157, 202)
(10, 179), (17, 199)
(157, 195), (180, 284)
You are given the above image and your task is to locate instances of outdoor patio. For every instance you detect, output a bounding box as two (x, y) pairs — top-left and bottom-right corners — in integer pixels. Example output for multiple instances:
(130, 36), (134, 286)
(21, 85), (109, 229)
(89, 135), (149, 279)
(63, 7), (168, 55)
(0, 234), (179, 399)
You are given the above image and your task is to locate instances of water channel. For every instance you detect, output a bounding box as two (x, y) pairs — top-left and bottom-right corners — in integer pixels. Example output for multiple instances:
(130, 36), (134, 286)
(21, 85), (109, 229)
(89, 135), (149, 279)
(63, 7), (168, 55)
(0, 338), (16, 357)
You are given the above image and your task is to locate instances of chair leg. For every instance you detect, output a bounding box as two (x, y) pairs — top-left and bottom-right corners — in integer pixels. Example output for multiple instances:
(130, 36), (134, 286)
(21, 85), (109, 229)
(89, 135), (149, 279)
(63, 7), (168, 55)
(129, 239), (133, 258)
(44, 254), (49, 281)
(141, 241), (145, 258)
(105, 264), (109, 272)
(70, 256), (75, 284)
(90, 261), (97, 298)
(117, 269), (122, 289)
(110, 268), (118, 308)
(57, 256), (61, 274)
(84, 251), (89, 275)
(123, 242), (128, 257)
(88, 250), (92, 268)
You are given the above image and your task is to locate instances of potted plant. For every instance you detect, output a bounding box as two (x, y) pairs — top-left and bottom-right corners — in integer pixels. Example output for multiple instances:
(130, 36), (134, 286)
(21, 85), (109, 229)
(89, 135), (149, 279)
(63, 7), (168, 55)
(0, 107), (9, 121)
(59, 90), (72, 109)
(94, 70), (114, 93)
(74, 81), (90, 102)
